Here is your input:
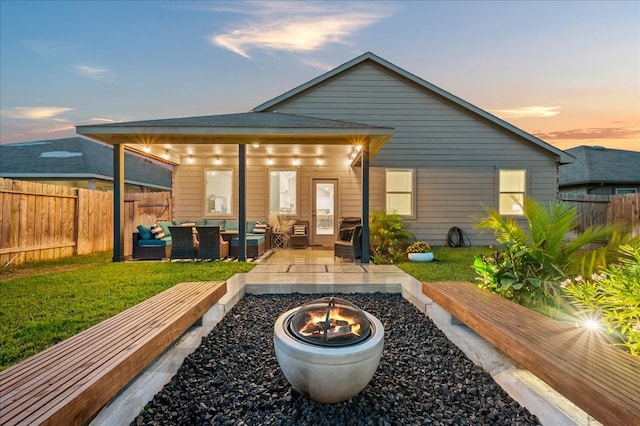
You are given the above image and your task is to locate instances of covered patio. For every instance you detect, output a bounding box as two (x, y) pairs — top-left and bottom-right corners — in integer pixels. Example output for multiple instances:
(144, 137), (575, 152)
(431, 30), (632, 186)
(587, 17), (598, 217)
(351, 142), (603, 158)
(77, 112), (393, 263)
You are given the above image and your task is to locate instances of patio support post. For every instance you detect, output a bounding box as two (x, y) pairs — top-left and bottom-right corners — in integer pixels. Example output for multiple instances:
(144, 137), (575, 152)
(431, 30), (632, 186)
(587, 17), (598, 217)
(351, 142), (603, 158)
(361, 140), (370, 264)
(238, 144), (247, 261)
(113, 143), (125, 262)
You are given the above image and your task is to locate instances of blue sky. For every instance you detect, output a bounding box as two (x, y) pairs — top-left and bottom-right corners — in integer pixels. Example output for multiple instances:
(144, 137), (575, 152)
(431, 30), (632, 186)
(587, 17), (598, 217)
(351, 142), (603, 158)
(1, 0), (638, 151)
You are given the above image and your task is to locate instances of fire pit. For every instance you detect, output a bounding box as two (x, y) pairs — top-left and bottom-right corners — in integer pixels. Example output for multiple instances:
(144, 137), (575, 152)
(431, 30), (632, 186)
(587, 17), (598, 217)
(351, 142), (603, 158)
(273, 297), (384, 403)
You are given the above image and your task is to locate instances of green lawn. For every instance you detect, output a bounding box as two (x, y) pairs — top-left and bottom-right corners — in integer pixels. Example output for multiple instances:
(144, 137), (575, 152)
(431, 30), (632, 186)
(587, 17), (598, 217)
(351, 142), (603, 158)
(0, 246), (492, 370)
(0, 252), (254, 370)
(397, 246), (494, 282)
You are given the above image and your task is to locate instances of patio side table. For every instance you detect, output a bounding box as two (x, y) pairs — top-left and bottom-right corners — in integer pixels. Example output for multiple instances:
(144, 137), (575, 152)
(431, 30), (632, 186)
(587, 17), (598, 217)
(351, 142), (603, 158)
(271, 232), (289, 248)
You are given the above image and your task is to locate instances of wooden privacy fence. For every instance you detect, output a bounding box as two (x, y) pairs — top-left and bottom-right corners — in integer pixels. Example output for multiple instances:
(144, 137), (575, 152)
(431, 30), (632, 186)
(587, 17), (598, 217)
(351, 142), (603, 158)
(560, 192), (640, 237)
(0, 178), (171, 266)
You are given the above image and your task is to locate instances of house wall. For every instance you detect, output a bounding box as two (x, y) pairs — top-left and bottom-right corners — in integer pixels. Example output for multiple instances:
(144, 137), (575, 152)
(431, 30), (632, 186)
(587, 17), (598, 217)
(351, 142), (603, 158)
(263, 62), (560, 246)
(560, 184), (640, 196)
(174, 159), (363, 223)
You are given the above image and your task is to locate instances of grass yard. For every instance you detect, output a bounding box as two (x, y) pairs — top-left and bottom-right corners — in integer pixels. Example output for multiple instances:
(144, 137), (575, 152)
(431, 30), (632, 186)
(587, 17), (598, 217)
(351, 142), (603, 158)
(397, 246), (494, 282)
(0, 252), (254, 370)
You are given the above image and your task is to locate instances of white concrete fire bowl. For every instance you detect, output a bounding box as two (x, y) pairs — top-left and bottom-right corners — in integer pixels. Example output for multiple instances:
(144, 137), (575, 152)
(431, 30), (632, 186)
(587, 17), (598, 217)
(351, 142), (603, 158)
(273, 307), (384, 404)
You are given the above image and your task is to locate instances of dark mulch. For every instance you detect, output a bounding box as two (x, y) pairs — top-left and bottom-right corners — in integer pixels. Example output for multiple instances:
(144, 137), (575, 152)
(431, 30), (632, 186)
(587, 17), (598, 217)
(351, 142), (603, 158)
(133, 293), (539, 425)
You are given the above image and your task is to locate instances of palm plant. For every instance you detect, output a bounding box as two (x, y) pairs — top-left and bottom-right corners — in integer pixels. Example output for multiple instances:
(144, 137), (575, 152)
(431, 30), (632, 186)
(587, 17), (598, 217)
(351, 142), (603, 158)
(369, 211), (414, 264)
(474, 196), (618, 307)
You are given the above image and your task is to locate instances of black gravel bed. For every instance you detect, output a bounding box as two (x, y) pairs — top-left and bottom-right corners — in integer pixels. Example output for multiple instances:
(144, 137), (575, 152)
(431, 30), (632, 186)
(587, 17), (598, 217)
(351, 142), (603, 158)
(133, 293), (539, 425)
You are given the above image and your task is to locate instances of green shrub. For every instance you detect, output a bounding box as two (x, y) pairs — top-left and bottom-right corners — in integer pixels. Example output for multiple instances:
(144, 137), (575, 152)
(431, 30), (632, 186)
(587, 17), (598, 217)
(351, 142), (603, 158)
(473, 196), (618, 308)
(369, 211), (414, 264)
(562, 243), (640, 356)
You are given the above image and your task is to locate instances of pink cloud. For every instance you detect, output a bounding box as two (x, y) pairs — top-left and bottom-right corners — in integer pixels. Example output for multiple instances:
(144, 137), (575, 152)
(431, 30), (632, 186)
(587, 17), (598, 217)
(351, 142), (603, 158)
(533, 127), (640, 140)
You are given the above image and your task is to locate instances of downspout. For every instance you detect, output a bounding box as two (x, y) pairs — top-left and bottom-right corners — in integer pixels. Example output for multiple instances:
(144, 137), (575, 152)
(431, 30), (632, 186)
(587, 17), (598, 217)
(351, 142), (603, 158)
(361, 140), (370, 264)
(113, 143), (125, 262)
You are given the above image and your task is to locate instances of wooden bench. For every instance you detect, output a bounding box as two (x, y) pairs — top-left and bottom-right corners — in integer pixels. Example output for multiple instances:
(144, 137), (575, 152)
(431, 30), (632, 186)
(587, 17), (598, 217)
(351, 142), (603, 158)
(422, 281), (640, 425)
(0, 281), (227, 426)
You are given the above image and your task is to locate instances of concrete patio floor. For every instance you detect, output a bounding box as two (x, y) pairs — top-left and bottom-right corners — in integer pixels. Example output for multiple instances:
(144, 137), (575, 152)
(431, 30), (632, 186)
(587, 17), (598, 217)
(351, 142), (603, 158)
(92, 248), (600, 426)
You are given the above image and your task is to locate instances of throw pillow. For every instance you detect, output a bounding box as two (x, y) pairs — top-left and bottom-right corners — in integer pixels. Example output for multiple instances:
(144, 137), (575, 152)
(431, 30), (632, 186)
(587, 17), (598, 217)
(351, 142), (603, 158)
(253, 222), (268, 234)
(293, 224), (306, 235)
(137, 224), (153, 240)
(151, 224), (165, 239)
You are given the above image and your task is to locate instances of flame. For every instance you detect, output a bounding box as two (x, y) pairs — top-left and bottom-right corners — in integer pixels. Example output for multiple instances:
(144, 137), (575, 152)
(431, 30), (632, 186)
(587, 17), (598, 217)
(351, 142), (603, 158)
(298, 306), (361, 339)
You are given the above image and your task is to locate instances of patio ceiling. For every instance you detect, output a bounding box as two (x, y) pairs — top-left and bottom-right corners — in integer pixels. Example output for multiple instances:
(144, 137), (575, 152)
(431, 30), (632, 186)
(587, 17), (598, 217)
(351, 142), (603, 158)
(76, 112), (394, 165)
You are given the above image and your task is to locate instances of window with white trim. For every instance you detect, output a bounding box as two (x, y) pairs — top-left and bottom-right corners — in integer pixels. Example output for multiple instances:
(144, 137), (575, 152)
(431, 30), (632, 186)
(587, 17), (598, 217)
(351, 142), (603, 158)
(499, 169), (526, 215)
(205, 169), (233, 215)
(269, 170), (297, 215)
(385, 169), (414, 216)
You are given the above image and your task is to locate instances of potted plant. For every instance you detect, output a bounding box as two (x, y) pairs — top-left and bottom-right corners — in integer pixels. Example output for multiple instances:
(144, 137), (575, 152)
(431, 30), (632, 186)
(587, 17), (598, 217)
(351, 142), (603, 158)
(407, 241), (434, 262)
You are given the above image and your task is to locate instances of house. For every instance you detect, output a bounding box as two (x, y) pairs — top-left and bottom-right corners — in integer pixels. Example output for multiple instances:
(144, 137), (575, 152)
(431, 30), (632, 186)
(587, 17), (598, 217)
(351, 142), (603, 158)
(77, 52), (571, 261)
(0, 137), (172, 192)
(559, 145), (640, 195)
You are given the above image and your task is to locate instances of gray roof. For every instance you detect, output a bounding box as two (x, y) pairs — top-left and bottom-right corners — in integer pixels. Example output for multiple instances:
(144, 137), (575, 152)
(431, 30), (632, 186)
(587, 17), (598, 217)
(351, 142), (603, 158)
(559, 145), (640, 186)
(0, 137), (172, 189)
(79, 112), (389, 130)
(254, 51), (572, 164)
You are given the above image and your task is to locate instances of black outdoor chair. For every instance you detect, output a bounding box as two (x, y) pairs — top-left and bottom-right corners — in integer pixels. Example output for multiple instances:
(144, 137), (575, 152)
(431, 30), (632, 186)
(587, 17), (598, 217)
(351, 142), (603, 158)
(336, 217), (361, 240)
(334, 224), (363, 261)
(168, 226), (195, 260)
(195, 226), (228, 260)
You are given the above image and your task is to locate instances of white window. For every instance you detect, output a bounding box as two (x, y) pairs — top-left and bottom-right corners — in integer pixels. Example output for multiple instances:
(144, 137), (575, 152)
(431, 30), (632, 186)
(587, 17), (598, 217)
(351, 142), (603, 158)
(270, 170), (297, 215)
(499, 169), (526, 215)
(205, 169), (233, 215)
(385, 169), (414, 216)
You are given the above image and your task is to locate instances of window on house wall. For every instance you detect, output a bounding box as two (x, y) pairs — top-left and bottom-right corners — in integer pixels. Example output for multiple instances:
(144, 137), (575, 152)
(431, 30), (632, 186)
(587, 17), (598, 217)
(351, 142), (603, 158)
(385, 169), (414, 216)
(269, 170), (297, 215)
(615, 188), (637, 194)
(205, 169), (233, 215)
(499, 169), (526, 215)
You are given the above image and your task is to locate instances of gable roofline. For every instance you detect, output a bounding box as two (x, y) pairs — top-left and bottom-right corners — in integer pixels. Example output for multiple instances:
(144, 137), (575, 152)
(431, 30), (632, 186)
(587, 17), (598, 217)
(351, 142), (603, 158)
(253, 51), (572, 164)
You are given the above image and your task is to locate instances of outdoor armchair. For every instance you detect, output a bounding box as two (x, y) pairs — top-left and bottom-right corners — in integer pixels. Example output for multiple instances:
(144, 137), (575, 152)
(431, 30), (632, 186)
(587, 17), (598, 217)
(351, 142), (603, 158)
(168, 226), (196, 260)
(334, 224), (363, 261)
(195, 226), (228, 260)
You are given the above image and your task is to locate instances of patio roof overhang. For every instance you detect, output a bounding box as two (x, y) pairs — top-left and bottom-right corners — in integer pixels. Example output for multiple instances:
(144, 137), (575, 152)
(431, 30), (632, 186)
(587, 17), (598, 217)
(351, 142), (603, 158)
(76, 112), (392, 263)
(77, 112), (394, 165)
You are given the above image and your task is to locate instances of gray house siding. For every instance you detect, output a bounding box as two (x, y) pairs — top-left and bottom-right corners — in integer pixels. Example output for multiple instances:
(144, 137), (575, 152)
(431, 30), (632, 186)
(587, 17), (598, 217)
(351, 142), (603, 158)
(260, 62), (559, 245)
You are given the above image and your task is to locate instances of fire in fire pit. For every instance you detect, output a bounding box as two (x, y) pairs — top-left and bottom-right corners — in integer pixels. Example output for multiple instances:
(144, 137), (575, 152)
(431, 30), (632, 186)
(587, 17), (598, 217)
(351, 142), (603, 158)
(290, 297), (370, 346)
(274, 296), (384, 403)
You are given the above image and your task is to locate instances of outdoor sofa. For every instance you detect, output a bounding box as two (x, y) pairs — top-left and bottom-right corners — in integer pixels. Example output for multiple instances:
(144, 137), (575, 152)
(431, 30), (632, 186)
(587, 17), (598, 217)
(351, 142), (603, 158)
(133, 219), (270, 260)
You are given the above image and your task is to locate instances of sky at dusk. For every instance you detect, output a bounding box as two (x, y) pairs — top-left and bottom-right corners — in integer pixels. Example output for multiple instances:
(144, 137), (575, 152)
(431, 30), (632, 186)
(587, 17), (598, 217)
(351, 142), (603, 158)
(1, 0), (638, 152)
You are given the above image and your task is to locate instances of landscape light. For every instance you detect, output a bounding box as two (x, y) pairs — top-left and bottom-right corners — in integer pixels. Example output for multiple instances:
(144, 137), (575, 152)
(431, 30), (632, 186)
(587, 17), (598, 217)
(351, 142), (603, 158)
(584, 319), (600, 330)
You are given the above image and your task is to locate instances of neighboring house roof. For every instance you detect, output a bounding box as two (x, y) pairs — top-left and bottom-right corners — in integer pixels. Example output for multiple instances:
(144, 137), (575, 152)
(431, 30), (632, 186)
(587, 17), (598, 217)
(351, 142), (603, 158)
(0, 137), (172, 190)
(253, 51), (572, 164)
(559, 145), (640, 186)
